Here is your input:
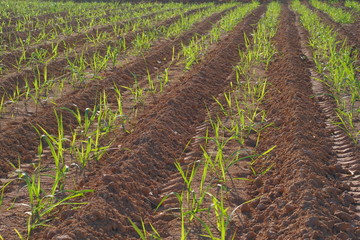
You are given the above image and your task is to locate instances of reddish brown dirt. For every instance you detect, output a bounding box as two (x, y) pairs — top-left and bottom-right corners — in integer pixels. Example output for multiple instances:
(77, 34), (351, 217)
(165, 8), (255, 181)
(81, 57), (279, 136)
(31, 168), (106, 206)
(0, 7), (231, 180)
(0, 5), (239, 238)
(2, 1), (360, 239)
(300, 0), (360, 234)
(0, 5), (149, 48)
(28, 6), (266, 240)
(0, 11), (69, 28)
(0, 6), (178, 94)
(229, 3), (359, 239)
(0, 6), (119, 34)
(304, 0), (360, 50)
(0, 7), (197, 99)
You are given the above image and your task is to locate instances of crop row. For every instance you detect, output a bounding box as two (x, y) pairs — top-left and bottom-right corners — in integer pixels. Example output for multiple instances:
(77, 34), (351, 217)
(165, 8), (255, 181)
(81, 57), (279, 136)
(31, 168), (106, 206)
(145, 2), (280, 239)
(345, 0), (360, 13)
(181, 1), (259, 70)
(0, 0), (130, 21)
(0, 3), (178, 52)
(292, 1), (360, 142)
(2, 0), (358, 239)
(0, 2), (252, 238)
(0, 4), (131, 34)
(0, 5), (212, 117)
(0, 6), (192, 73)
(309, 0), (354, 23)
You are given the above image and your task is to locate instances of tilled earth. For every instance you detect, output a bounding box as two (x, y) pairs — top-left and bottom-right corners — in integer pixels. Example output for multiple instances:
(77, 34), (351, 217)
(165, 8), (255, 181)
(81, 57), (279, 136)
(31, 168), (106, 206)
(0, 0), (359, 239)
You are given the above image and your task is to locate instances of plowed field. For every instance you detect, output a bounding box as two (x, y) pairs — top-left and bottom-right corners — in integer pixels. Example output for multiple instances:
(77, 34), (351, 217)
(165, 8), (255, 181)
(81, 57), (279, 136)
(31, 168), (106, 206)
(0, 0), (359, 239)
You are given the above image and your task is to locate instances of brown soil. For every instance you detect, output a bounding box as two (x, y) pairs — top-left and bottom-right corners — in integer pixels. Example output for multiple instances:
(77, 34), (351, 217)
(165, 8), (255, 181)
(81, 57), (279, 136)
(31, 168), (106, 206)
(0, 7), (197, 100)
(0, 5), (150, 48)
(0, 6), (169, 78)
(0, 11), (69, 28)
(0, 6), (231, 178)
(240, 3), (359, 239)
(1, 1), (360, 239)
(0, 5), (237, 237)
(304, 0), (360, 50)
(30, 5), (266, 240)
(0, 5), (117, 34)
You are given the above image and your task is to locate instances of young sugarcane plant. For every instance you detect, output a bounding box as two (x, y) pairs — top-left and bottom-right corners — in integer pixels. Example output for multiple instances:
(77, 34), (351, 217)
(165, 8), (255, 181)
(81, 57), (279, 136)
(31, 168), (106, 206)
(0, 94), (4, 120)
(66, 51), (87, 87)
(113, 83), (129, 133)
(146, 69), (156, 93)
(128, 218), (161, 240)
(122, 78), (144, 107)
(7, 82), (24, 116)
(106, 45), (119, 68)
(33, 110), (67, 195)
(20, 165), (92, 237)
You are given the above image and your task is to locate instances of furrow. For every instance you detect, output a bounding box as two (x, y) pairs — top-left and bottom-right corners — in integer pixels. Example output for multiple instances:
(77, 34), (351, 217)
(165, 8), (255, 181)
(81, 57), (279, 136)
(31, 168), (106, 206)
(0, 6), (233, 180)
(231, 3), (359, 239)
(294, 0), (360, 228)
(304, 0), (360, 50)
(36, 6), (266, 240)
(0, 8), (178, 98)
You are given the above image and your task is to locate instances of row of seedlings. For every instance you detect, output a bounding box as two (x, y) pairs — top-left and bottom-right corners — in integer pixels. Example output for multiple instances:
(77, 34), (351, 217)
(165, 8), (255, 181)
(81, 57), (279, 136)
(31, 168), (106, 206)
(309, 0), (354, 24)
(0, 4), (203, 118)
(292, 0), (360, 143)
(132, 2), (281, 239)
(0, 2), (227, 239)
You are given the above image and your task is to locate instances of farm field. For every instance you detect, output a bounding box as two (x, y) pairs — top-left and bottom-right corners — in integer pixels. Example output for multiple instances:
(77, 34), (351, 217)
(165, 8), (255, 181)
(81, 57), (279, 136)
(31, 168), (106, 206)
(0, 0), (359, 239)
